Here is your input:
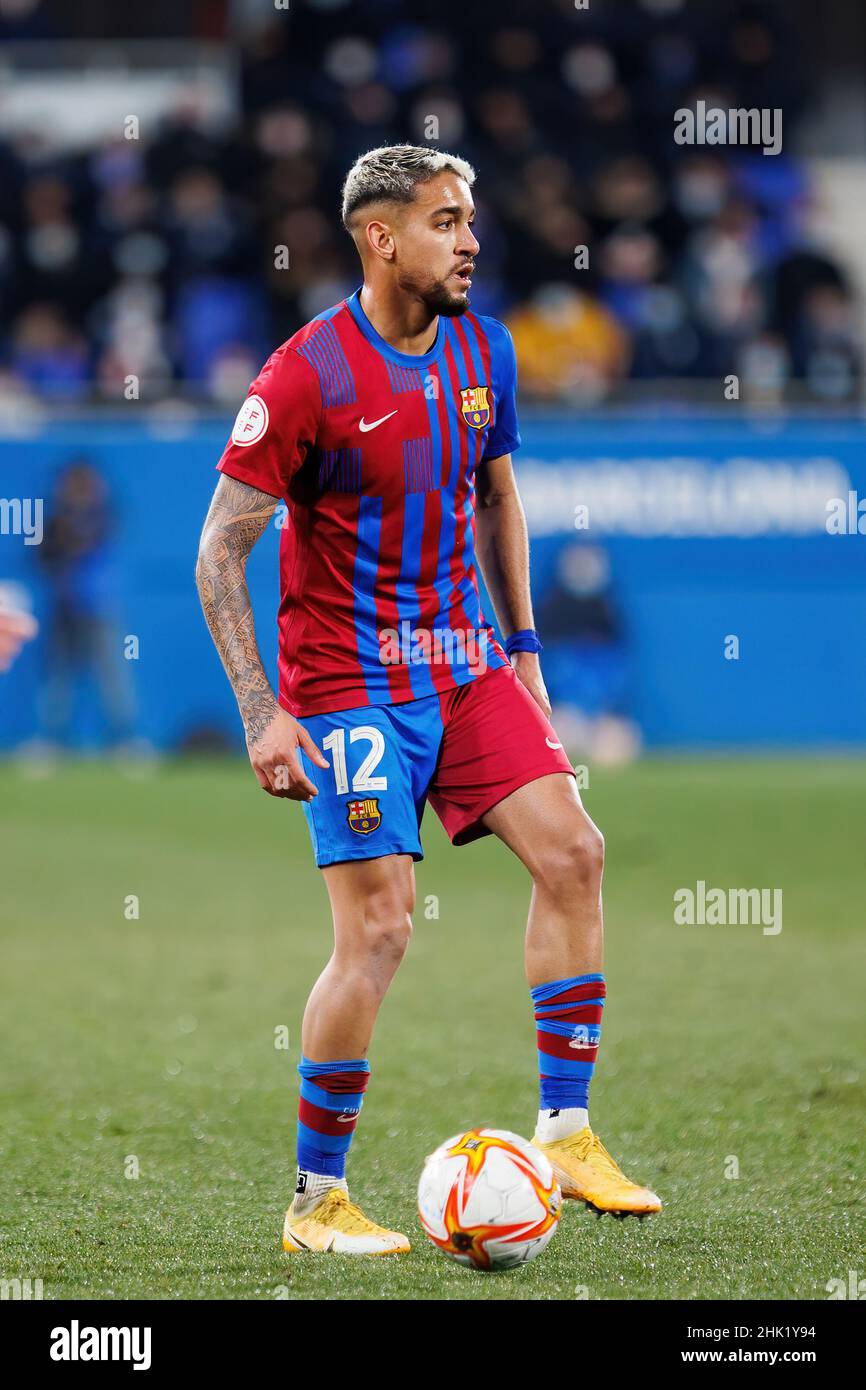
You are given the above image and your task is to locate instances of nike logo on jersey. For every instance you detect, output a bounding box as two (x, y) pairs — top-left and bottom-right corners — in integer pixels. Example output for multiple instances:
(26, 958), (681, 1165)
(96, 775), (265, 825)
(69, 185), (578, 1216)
(545, 737), (563, 749)
(359, 411), (398, 433)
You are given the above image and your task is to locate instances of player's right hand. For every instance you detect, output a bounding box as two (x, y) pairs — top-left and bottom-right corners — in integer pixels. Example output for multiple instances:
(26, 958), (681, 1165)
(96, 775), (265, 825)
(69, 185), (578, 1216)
(0, 609), (38, 673)
(245, 706), (329, 800)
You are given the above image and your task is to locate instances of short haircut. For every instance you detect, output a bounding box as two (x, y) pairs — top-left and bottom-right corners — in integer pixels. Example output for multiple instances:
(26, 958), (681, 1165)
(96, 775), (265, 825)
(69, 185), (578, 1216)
(341, 144), (476, 230)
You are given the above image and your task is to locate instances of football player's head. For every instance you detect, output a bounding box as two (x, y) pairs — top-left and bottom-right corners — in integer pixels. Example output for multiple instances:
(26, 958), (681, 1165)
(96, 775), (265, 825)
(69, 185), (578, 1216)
(342, 145), (479, 316)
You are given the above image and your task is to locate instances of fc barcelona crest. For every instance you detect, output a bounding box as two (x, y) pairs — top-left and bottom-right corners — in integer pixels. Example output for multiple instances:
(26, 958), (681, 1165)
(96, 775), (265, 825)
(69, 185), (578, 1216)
(460, 385), (490, 430)
(347, 798), (382, 835)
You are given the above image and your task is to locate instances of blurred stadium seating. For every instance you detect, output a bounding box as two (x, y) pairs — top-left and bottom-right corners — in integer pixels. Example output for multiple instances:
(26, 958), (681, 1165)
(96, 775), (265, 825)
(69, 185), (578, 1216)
(1, 0), (864, 755)
(0, 0), (863, 407)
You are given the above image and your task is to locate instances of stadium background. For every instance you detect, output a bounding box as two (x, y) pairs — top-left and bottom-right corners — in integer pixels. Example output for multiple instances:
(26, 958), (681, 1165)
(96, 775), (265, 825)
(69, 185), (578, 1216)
(0, 0), (863, 1303)
(1, 0), (865, 754)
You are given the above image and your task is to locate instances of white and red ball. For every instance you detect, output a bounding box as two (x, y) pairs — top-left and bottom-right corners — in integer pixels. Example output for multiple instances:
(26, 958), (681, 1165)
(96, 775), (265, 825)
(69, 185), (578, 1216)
(417, 1128), (561, 1270)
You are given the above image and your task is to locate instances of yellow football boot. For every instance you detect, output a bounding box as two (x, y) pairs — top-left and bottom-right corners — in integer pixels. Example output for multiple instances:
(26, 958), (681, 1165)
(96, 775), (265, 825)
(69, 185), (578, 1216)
(532, 1127), (661, 1218)
(281, 1188), (410, 1255)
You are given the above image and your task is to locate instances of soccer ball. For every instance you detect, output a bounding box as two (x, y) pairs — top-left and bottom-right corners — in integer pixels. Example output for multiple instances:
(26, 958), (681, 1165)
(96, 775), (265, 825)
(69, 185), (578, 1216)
(417, 1128), (561, 1270)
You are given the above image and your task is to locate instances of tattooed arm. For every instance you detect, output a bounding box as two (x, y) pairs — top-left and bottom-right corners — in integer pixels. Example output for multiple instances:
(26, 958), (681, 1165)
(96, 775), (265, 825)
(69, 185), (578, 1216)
(195, 474), (328, 799)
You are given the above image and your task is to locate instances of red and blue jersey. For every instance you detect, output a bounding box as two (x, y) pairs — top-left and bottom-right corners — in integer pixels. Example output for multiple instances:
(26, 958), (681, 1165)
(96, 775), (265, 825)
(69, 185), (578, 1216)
(217, 289), (521, 717)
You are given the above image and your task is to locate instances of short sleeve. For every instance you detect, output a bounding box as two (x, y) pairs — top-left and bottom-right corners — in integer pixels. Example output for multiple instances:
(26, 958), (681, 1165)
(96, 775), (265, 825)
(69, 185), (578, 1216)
(483, 324), (521, 461)
(217, 345), (321, 498)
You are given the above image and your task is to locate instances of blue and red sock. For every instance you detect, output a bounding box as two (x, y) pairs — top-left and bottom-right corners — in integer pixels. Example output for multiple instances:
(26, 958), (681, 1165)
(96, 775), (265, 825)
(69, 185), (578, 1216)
(531, 974), (606, 1141)
(296, 1056), (369, 1196)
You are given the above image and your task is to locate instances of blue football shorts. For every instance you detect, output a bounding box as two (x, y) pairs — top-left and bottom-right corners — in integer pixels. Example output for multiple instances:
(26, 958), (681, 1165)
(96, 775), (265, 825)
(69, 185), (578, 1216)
(296, 665), (574, 868)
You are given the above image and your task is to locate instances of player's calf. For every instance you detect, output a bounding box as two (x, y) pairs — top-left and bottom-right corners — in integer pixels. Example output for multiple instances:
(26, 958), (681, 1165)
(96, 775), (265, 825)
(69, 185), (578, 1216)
(284, 856), (415, 1250)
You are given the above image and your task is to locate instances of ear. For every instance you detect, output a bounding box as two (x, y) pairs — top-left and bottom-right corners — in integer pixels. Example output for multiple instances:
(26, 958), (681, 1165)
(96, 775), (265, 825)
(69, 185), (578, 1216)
(364, 218), (396, 262)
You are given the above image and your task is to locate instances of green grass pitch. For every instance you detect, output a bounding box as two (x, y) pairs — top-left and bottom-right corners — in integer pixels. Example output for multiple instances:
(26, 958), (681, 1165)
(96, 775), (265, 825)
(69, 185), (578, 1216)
(0, 757), (862, 1301)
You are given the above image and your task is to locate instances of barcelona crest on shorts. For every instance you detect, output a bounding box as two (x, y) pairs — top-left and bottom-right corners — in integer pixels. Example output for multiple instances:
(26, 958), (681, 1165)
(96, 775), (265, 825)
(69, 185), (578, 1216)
(347, 798), (381, 835)
(460, 385), (490, 430)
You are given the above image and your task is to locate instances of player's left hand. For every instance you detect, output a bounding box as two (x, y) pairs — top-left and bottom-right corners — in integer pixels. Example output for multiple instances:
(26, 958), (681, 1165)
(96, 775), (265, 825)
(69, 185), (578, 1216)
(510, 650), (551, 719)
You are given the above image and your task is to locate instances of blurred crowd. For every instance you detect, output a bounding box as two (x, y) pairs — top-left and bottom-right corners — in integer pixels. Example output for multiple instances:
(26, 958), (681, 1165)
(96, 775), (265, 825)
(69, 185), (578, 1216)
(0, 0), (861, 405)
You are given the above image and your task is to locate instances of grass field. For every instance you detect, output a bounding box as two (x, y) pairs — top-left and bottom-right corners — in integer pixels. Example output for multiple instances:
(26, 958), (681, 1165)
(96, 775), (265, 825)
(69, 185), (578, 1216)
(0, 756), (863, 1301)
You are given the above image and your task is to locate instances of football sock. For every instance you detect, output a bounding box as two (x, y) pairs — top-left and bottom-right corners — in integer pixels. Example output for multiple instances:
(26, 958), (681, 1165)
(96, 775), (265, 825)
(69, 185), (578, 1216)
(295, 1055), (370, 1209)
(531, 974), (606, 1143)
(293, 1170), (347, 1214)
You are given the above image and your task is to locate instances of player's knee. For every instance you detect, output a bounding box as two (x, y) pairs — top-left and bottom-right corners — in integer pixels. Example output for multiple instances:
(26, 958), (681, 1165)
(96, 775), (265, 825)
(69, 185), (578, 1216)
(536, 821), (605, 898)
(361, 914), (413, 991)
(570, 822), (605, 891)
(361, 882), (414, 969)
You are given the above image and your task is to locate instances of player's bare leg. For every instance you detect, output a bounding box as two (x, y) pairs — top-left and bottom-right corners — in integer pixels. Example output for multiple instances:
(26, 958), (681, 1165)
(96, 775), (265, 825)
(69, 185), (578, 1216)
(482, 772), (661, 1217)
(301, 853), (415, 1058)
(282, 853), (414, 1255)
(482, 772), (604, 987)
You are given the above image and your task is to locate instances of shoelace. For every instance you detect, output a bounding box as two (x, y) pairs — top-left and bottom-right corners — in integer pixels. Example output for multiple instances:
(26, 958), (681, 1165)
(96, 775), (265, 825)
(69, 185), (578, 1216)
(321, 1190), (385, 1235)
(563, 1131), (627, 1180)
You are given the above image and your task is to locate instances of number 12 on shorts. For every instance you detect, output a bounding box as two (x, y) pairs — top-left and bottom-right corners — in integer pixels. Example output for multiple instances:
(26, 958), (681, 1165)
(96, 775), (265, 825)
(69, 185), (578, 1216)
(322, 726), (389, 795)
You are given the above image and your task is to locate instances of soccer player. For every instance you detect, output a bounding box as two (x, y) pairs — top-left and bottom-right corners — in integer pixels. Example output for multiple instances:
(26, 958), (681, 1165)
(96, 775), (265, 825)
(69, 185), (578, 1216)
(196, 145), (661, 1255)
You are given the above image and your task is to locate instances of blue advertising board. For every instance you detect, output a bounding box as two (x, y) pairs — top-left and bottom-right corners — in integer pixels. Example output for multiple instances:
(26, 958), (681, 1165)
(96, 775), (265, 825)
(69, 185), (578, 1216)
(1, 412), (863, 748)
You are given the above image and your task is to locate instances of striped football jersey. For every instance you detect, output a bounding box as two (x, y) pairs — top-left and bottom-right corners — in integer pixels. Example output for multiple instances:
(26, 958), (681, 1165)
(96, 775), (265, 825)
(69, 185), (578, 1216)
(217, 289), (521, 716)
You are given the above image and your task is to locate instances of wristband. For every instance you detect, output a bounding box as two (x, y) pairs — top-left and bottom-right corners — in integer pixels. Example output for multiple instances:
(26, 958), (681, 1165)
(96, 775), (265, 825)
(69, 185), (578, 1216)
(504, 628), (543, 656)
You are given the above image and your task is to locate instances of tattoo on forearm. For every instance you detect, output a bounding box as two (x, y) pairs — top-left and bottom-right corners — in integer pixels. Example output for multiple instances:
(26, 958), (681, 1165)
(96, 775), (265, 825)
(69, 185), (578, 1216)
(196, 476), (280, 742)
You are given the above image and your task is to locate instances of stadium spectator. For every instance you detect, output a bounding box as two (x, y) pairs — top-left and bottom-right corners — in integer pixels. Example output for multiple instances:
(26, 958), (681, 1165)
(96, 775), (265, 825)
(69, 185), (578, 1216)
(537, 544), (639, 765)
(507, 285), (629, 401)
(9, 304), (89, 401)
(36, 462), (138, 750)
